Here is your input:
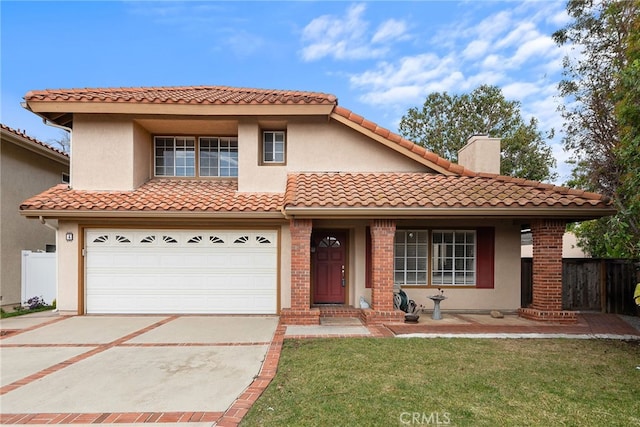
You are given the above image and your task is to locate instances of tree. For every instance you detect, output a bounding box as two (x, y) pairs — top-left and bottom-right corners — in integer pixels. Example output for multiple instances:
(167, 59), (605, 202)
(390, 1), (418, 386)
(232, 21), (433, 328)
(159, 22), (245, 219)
(48, 130), (70, 153)
(554, 0), (640, 258)
(398, 85), (557, 182)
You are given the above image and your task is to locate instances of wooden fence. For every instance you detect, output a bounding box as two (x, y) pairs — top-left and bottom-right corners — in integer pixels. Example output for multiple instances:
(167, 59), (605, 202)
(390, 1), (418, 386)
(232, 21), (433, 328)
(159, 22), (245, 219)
(521, 258), (640, 315)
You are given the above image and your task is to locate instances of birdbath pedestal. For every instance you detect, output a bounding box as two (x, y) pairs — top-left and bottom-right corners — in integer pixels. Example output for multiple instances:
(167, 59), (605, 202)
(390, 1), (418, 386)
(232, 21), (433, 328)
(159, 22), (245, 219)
(428, 295), (447, 320)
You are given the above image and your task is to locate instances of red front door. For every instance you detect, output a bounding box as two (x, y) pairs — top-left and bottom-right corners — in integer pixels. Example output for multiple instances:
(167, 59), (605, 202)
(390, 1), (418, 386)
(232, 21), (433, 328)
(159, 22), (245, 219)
(312, 231), (347, 304)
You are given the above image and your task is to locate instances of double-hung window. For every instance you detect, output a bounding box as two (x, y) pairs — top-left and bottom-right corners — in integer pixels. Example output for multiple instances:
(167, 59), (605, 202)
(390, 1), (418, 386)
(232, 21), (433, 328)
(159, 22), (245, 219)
(262, 131), (285, 164)
(154, 136), (238, 177)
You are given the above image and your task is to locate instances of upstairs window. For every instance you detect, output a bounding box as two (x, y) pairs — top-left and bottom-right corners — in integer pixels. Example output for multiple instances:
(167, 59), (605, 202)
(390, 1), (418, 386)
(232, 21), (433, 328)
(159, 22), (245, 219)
(154, 136), (237, 177)
(262, 131), (286, 164)
(199, 137), (238, 177)
(155, 137), (195, 177)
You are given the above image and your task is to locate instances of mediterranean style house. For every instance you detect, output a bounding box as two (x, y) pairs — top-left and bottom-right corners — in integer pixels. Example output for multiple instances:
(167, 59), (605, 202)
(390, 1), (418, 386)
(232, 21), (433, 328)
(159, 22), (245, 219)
(1, 124), (69, 308)
(19, 86), (613, 324)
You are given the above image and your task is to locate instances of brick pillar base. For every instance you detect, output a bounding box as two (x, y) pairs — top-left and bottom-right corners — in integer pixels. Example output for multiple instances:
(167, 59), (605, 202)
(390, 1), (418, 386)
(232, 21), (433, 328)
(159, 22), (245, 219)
(518, 307), (577, 323)
(280, 308), (321, 325)
(360, 308), (406, 325)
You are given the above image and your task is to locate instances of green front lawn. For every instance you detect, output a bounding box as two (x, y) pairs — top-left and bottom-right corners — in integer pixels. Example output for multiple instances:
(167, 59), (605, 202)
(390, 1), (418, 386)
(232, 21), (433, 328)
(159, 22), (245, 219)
(242, 338), (640, 426)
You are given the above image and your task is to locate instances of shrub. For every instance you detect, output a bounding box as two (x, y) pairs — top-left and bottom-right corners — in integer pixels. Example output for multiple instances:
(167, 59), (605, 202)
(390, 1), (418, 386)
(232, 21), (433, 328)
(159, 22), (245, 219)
(25, 296), (47, 310)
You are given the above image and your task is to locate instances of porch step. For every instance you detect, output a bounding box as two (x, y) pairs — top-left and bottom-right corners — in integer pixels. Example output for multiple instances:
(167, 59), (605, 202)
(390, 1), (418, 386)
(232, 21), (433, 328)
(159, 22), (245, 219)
(315, 305), (362, 318)
(320, 317), (363, 326)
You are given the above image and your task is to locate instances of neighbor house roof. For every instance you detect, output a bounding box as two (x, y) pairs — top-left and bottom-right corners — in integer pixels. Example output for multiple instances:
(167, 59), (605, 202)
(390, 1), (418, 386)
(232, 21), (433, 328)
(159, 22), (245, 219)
(1, 123), (69, 164)
(20, 173), (614, 220)
(20, 179), (284, 218)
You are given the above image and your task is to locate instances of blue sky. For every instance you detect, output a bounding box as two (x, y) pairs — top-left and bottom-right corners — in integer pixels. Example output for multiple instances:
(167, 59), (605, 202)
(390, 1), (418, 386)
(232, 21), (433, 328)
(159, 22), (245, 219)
(1, 1), (574, 182)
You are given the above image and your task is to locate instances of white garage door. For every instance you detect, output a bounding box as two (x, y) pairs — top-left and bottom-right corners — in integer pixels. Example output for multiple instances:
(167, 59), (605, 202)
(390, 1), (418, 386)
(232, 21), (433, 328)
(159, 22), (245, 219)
(85, 229), (278, 314)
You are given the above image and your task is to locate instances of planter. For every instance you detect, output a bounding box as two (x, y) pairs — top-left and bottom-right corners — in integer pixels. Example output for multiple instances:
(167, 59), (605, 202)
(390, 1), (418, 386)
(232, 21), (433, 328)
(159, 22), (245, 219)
(404, 313), (420, 323)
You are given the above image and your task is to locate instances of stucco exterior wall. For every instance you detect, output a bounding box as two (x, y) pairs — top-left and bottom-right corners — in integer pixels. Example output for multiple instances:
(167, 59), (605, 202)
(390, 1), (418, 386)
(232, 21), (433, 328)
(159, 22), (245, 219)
(56, 221), (80, 314)
(132, 121), (151, 188)
(238, 118), (426, 192)
(0, 141), (68, 307)
(72, 115), (137, 190)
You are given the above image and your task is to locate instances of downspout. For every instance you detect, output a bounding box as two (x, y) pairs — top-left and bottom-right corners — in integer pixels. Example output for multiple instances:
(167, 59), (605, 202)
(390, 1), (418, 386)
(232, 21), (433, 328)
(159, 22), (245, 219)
(39, 215), (58, 232)
(39, 216), (59, 312)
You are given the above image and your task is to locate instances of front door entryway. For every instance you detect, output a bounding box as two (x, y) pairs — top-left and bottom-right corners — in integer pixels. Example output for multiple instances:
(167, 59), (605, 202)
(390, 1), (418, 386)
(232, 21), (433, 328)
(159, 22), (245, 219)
(312, 231), (347, 304)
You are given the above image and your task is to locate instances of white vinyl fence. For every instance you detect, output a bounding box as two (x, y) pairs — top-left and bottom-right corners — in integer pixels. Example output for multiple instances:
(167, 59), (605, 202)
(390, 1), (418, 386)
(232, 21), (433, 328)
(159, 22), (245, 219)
(21, 251), (56, 306)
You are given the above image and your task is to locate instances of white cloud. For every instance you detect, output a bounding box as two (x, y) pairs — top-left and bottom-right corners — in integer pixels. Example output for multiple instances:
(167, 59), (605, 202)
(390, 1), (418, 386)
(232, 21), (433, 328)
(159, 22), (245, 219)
(300, 3), (408, 61)
(372, 19), (409, 44)
(350, 53), (453, 89)
(502, 82), (541, 100)
(509, 35), (558, 67)
(494, 21), (538, 50)
(462, 40), (490, 60)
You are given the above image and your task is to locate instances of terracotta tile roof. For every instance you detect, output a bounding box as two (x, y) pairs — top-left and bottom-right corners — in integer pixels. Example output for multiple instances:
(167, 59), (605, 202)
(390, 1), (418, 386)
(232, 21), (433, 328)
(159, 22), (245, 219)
(331, 106), (476, 176)
(25, 86), (337, 106)
(283, 173), (612, 212)
(21, 173), (613, 218)
(20, 179), (283, 215)
(1, 123), (69, 157)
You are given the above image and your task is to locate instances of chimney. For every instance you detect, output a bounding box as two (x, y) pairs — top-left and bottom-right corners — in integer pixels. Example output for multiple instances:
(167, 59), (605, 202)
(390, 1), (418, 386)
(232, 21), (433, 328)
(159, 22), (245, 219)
(457, 135), (501, 174)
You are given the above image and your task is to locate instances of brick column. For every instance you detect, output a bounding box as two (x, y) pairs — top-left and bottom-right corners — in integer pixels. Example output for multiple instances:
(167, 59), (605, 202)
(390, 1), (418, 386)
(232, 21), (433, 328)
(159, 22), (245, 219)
(362, 219), (405, 325)
(280, 219), (320, 325)
(519, 219), (576, 323)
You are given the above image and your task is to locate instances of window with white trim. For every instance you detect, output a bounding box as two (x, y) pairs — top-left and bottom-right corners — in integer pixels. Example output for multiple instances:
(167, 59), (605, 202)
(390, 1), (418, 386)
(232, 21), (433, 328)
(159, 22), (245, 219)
(262, 131), (285, 164)
(393, 229), (477, 287)
(155, 137), (195, 177)
(432, 230), (476, 285)
(199, 137), (238, 177)
(154, 136), (237, 177)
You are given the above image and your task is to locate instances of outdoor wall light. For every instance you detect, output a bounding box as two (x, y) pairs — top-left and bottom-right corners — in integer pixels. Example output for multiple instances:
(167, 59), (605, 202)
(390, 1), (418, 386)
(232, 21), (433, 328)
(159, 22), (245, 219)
(65, 232), (74, 242)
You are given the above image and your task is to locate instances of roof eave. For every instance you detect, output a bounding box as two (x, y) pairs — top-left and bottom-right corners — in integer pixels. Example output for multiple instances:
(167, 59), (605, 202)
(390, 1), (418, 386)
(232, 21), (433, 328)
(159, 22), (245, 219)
(20, 209), (286, 220)
(282, 206), (617, 220)
(26, 101), (335, 124)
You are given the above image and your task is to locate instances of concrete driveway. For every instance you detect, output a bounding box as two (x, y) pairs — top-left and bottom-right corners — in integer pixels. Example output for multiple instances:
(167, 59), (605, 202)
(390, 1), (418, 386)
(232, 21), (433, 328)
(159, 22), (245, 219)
(0, 312), (279, 425)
